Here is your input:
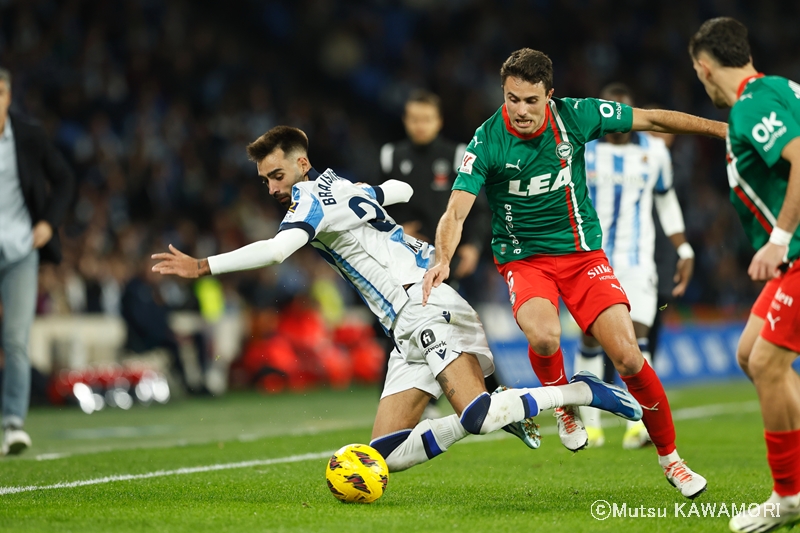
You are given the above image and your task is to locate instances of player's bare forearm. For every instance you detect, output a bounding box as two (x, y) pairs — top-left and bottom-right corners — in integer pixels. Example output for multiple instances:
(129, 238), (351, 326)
(433, 210), (463, 268)
(668, 232), (688, 249)
(632, 108), (727, 139)
(432, 190), (476, 267)
(775, 138), (800, 235)
(422, 191), (476, 306)
(668, 232), (694, 297)
(197, 258), (211, 277)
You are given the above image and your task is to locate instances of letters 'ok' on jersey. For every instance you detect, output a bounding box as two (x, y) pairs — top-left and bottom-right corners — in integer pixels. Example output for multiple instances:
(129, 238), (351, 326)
(586, 132), (673, 271)
(278, 169), (434, 332)
(726, 75), (800, 261)
(453, 97), (633, 263)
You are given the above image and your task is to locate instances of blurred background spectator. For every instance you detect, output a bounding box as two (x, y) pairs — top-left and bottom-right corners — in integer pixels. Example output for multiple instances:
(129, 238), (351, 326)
(1, 0), (798, 392)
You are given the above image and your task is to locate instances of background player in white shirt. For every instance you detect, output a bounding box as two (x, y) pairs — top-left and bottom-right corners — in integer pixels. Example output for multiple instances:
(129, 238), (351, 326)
(151, 125), (642, 473)
(573, 84), (695, 449)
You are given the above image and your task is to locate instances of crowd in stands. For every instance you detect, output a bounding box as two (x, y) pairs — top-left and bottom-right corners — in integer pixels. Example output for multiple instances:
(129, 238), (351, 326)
(2, 0), (799, 367)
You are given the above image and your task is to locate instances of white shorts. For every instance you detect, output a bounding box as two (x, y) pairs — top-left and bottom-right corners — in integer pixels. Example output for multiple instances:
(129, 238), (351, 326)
(381, 282), (495, 400)
(615, 266), (658, 328)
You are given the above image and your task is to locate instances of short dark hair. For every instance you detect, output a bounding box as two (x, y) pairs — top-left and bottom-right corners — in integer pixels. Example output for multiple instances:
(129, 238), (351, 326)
(405, 89), (441, 115)
(600, 82), (634, 104)
(246, 125), (308, 163)
(500, 48), (553, 91)
(689, 17), (751, 68)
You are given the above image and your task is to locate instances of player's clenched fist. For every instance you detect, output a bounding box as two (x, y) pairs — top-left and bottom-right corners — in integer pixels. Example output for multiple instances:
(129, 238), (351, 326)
(421, 263), (449, 306)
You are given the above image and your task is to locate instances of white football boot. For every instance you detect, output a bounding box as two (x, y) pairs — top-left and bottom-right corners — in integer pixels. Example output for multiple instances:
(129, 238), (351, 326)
(661, 454), (707, 499)
(553, 406), (588, 452)
(729, 491), (800, 533)
(2, 427), (32, 456)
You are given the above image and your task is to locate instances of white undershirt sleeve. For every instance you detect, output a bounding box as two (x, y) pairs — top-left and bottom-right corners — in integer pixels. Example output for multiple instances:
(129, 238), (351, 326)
(375, 179), (413, 206)
(654, 188), (686, 237)
(207, 228), (309, 275)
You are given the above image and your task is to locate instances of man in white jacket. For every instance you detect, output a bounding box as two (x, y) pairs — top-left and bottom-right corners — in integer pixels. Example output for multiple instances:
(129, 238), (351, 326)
(152, 125), (642, 473)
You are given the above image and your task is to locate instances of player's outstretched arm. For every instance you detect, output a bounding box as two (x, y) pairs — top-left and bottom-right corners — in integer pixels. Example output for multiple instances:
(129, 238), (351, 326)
(152, 228), (309, 278)
(422, 190), (476, 305)
(748, 137), (800, 280)
(631, 108), (727, 139)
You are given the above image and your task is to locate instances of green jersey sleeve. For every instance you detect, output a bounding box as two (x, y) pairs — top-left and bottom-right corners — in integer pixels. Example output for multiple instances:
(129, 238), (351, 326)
(452, 128), (490, 196)
(732, 92), (800, 168)
(560, 97), (634, 144)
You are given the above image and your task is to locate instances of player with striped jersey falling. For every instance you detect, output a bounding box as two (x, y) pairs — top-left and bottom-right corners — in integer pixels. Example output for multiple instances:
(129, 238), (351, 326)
(575, 83), (694, 450)
(151, 125), (643, 476)
(423, 49), (727, 499)
(690, 17), (800, 532)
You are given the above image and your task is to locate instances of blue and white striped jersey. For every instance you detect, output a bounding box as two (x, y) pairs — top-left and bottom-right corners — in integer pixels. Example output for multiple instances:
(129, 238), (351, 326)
(585, 132), (673, 270)
(279, 169), (433, 332)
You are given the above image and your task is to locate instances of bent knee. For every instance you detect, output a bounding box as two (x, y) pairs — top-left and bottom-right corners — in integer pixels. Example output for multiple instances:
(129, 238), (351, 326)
(522, 326), (561, 355)
(613, 350), (644, 376)
(736, 347), (751, 374)
(748, 350), (790, 382)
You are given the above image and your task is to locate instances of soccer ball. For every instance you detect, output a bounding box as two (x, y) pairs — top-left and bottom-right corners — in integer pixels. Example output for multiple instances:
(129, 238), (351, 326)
(325, 443), (389, 503)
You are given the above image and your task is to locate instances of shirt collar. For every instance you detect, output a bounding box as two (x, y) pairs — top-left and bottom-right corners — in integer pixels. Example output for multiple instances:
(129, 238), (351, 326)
(306, 167), (320, 180)
(502, 104), (551, 140)
(736, 73), (765, 99)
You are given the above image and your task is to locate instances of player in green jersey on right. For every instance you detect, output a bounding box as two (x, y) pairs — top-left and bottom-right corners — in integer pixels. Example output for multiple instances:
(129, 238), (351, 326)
(422, 48), (727, 499)
(690, 17), (800, 532)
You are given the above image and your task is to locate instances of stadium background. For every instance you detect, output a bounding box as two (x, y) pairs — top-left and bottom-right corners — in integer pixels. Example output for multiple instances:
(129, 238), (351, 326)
(1, 0), (800, 397)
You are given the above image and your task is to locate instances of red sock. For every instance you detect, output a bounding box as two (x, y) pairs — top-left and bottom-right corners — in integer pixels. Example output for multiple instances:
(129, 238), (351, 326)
(620, 360), (676, 456)
(527, 346), (568, 386)
(765, 429), (800, 496)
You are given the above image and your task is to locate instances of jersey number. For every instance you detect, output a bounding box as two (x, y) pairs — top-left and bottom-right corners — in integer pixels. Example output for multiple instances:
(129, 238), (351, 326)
(348, 197), (395, 232)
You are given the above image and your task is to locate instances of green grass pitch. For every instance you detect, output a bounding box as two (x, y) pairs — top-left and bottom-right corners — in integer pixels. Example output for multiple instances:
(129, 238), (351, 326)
(0, 380), (774, 532)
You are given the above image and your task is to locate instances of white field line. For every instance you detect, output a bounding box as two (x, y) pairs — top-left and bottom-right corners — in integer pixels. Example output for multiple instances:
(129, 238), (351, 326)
(1, 399), (761, 496)
(0, 451), (333, 496)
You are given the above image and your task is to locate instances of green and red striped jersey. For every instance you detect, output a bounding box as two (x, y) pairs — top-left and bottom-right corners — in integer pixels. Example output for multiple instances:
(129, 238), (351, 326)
(453, 97), (633, 263)
(726, 74), (800, 261)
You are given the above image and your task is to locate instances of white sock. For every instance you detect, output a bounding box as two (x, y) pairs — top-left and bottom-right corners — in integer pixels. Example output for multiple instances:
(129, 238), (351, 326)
(658, 449), (681, 467)
(473, 389), (535, 433)
(465, 383), (595, 436)
(768, 491), (800, 508)
(374, 414), (467, 472)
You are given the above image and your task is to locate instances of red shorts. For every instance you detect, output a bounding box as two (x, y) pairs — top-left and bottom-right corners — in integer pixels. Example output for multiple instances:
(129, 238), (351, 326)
(495, 250), (630, 335)
(751, 262), (800, 353)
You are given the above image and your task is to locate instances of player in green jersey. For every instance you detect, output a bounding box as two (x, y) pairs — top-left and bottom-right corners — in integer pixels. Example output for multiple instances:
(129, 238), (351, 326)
(690, 17), (800, 532)
(422, 48), (727, 499)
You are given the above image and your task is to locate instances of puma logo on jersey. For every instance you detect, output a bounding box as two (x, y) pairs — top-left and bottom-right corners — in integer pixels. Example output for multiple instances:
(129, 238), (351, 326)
(611, 283), (626, 294)
(508, 167), (572, 196)
(766, 311), (781, 331)
(505, 160), (522, 171)
(472, 136), (483, 145)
